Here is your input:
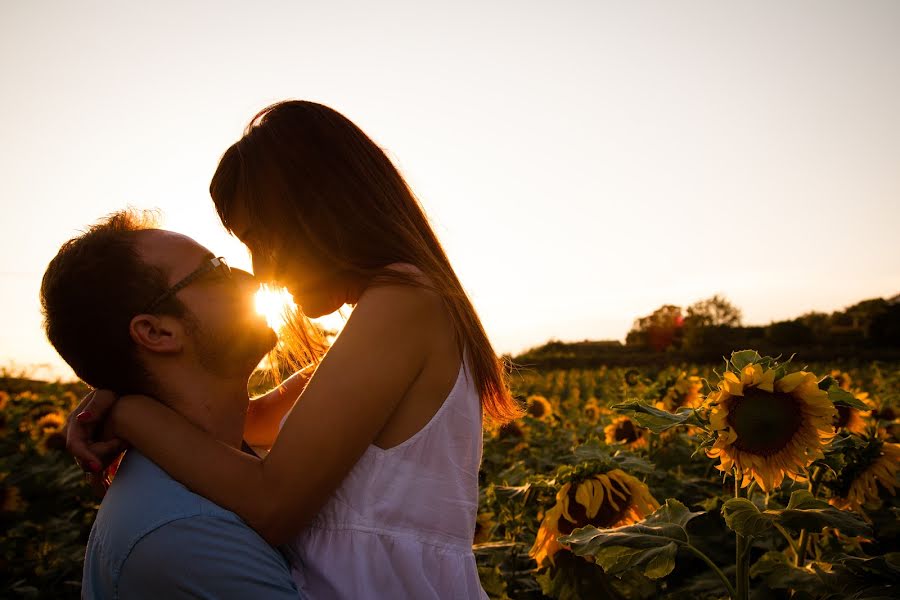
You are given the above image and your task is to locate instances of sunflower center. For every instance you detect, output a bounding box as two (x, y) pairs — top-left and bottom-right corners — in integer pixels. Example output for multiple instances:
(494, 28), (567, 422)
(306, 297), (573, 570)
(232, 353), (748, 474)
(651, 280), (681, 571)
(557, 478), (632, 535)
(726, 387), (803, 456)
(614, 419), (640, 443)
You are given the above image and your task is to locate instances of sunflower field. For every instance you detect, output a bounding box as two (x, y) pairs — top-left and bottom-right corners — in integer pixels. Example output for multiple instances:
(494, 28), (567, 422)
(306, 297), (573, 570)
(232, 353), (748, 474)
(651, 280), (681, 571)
(475, 352), (899, 599)
(3, 352), (899, 599)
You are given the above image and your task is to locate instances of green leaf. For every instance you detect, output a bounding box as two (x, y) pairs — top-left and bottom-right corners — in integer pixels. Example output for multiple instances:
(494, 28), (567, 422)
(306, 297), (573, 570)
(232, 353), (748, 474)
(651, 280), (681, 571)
(731, 350), (761, 371)
(558, 499), (703, 580)
(778, 491), (871, 537)
(722, 498), (776, 536)
(571, 440), (614, 463)
(610, 402), (703, 433)
(723, 490), (872, 538)
(750, 551), (823, 593)
(610, 452), (656, 474)
(827, 386), (869, 410)
(593, 543), (679, 579)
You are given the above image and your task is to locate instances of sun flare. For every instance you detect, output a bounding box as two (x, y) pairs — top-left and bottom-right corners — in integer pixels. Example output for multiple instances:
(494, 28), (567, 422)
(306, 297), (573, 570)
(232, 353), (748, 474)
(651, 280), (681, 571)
(254, 284), (351, 339)
(254, 285), (296, 331)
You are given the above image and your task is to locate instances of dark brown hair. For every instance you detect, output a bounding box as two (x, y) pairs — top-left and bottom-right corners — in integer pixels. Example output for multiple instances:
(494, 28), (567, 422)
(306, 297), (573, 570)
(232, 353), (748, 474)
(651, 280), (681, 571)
(40, 210), (185, 395)
(210, 100), (522, 423)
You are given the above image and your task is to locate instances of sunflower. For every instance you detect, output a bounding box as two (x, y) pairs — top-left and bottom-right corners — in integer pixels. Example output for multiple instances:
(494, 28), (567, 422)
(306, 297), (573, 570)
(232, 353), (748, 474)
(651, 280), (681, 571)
(830, 440), (899, 516)
(604, 416), (649, 450)
(473, 511), (496, 544)
(1, 484), (25, 513)
(529, 470), (659, 568)
(833, 398), (870, 435)
(526, 395), (554, 421)
(706, 365), (837, 492)
(656, 373), (703, 412)
(582, 399), (604, 424)
(623, 369), (641, 387)
(496, 421), (525, 441)
(34, 412), (67, 454)
(1, 473), (26, 514)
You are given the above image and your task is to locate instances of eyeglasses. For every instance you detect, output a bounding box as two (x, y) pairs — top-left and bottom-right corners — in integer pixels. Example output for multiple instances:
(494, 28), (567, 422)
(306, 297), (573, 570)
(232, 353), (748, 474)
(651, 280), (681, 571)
(142, 256), (232, 314)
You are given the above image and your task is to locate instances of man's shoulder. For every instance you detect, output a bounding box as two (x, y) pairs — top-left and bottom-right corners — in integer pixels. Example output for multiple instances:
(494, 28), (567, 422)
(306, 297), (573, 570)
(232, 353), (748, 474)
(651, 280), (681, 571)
(92, 450), (231, 535)
(83, 451), (269, 598)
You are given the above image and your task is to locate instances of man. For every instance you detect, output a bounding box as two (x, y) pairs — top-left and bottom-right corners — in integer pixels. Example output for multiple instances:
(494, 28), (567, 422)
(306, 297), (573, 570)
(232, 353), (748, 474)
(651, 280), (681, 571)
(40, 210), (304, 599)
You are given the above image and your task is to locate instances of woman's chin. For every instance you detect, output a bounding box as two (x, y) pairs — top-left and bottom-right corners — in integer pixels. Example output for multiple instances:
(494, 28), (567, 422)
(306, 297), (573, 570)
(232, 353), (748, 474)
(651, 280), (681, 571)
(297, 297), (342, 319)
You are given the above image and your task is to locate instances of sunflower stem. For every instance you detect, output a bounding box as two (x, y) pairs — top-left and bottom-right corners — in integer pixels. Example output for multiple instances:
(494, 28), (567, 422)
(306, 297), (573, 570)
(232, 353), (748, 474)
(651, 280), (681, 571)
(795, 467), (824, 567)
(682, 542), (737, 599)
(734, 473), (750, 600)
(773, 522), (798, 556)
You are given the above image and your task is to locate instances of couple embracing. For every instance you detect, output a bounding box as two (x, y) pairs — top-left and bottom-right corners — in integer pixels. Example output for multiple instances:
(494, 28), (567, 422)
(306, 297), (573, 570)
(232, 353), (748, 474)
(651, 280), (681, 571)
(41, 100), (521, 599)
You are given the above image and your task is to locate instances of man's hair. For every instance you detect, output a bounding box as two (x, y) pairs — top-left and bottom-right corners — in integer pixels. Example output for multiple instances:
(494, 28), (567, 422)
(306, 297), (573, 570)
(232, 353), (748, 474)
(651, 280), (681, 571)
(40, 210), (186, 394)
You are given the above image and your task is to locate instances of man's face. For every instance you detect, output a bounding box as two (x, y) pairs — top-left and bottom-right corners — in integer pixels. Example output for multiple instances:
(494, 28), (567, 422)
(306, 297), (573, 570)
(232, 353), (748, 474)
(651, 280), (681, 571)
(135, 230), (277, 377)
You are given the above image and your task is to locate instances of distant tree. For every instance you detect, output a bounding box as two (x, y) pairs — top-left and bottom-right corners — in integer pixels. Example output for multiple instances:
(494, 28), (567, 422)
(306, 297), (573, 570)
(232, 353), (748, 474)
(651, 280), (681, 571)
(626, 304), (684, 351)
(871, 303), (900, 347)
(684, 295), (743, 328)
(798, 311), (830, 343)
(765, 319), (814, 346)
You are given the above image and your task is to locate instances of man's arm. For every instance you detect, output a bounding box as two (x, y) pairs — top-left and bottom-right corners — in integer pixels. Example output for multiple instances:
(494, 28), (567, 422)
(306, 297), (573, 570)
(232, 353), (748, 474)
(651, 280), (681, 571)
(118, 515), (301, 599)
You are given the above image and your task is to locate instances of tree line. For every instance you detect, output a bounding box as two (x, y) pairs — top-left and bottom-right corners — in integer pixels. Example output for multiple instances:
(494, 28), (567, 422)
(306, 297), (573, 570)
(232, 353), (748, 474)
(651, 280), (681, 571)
(513, 294), (900, 369)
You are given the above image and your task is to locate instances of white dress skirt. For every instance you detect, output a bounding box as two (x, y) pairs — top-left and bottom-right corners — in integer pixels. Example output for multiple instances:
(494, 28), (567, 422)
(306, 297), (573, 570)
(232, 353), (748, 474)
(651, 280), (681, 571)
(284, 350), (489, 599)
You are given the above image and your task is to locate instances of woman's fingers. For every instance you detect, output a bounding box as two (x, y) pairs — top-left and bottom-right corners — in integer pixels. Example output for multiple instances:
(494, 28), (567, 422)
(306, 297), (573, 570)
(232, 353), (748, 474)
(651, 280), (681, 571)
(77, 389), (119, 424)
(86, 472), (110, 499)
(88, 439), (128, 464)
(64, 389), (120, 472)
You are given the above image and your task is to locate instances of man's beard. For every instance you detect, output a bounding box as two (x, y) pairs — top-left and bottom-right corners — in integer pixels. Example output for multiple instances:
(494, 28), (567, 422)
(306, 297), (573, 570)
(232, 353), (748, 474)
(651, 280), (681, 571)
(186, 311), (277, 379)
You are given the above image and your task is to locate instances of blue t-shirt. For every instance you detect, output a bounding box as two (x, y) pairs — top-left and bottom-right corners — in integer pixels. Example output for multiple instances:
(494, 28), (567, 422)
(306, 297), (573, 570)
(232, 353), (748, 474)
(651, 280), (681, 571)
(82, 450), (301, 599)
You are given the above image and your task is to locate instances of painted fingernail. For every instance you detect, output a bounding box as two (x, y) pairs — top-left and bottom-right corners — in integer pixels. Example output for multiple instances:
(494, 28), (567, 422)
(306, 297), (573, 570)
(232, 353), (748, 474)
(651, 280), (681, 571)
(89, 461), (101, 472)
(76, 411), (93, 422)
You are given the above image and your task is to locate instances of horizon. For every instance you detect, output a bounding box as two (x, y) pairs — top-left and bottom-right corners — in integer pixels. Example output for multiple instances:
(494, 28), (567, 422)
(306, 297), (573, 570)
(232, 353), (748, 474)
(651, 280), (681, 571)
(2, 1), (899, 382)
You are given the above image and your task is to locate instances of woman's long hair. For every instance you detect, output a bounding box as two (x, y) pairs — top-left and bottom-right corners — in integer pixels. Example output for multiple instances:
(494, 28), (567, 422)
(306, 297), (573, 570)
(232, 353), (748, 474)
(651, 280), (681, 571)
(210, 100), (522, 424)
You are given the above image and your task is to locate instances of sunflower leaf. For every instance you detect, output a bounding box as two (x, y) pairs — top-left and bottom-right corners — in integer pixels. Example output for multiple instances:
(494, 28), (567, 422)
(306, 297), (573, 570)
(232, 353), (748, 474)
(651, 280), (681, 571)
(730, 350), (762, 371)
(721, 498), (776, 536)
(558, 499), (702, 580)
(827, 386), (869, 410)
(777, 491), (872, 537)
(610, 402), (702, 433)
(749, 551), (823, 593)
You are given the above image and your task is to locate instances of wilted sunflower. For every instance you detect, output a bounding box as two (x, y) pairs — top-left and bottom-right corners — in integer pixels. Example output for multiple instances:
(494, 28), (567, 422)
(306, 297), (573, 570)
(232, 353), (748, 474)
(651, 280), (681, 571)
(526, 395), (554, 421)
(604, 416), (649, 450)
(656, 373), (703, 412)
(706, 365), (837, 492)
(529, 470), (659, 568)
(830, 440), (899, 516)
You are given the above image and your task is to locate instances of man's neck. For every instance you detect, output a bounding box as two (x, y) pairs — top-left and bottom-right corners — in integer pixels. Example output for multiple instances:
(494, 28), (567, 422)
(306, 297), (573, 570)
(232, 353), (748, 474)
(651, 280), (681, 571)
(153, 369), (249, 449)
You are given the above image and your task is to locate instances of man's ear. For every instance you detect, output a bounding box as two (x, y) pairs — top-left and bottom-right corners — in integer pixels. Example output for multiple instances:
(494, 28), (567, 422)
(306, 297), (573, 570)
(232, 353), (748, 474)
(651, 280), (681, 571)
(129, 314), (183, 354)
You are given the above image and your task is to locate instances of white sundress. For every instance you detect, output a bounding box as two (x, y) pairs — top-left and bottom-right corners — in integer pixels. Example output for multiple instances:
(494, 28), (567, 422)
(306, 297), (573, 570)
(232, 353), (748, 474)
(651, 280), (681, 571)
(284, 349), (488, 599)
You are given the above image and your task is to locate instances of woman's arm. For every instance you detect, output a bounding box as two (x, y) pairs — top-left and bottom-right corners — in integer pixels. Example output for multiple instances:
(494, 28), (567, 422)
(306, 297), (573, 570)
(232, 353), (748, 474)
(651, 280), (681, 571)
(244, 366), (315, 448)
(112, 283), (436, 546)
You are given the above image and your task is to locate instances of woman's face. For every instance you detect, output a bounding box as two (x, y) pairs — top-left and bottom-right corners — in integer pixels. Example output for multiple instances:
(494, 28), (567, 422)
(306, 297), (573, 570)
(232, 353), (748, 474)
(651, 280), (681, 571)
(229, 210), (348, 318)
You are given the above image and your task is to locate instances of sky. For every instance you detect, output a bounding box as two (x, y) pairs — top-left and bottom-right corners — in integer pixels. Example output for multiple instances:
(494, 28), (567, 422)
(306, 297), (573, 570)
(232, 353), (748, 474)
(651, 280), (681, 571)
(1, 1), (899, 380)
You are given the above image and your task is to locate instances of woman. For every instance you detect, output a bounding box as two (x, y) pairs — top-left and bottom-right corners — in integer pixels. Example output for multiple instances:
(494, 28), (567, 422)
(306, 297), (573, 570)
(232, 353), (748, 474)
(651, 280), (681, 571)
(68, 100), (521, 598)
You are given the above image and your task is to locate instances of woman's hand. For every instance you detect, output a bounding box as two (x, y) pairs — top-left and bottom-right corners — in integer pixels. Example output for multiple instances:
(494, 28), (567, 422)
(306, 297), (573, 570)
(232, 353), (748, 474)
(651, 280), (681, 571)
(63, 389), (129, 496)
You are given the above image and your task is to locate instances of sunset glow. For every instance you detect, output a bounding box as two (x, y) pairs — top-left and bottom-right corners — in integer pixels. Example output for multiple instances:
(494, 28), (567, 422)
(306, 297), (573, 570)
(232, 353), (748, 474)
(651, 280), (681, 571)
(254, 285), (295, 331)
